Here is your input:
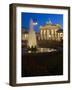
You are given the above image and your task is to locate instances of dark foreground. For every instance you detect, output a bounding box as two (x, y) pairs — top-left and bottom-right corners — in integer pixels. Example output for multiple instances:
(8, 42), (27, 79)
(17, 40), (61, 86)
(22, 51), (63, 77)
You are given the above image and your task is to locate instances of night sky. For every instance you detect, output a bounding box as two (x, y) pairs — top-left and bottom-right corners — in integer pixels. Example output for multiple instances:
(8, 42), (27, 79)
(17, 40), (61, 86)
(21, 12), (63, 32)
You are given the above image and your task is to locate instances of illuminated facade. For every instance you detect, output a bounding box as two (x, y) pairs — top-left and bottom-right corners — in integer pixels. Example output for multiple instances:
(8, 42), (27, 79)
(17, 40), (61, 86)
(39, 20), (63, 41)
(22, 30), (28, 41)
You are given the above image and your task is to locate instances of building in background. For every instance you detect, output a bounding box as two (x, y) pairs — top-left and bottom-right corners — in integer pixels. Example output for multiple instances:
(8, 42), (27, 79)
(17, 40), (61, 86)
(39, 20), (63, 41)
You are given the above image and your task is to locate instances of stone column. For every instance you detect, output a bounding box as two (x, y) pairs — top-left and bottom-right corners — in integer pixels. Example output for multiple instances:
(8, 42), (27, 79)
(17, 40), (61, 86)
(40, 30), (43, 40)
(47, 30), (49, 40)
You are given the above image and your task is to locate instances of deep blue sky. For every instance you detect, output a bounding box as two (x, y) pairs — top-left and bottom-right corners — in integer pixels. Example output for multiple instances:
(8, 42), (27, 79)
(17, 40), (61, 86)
(21, 12), (63, 32)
